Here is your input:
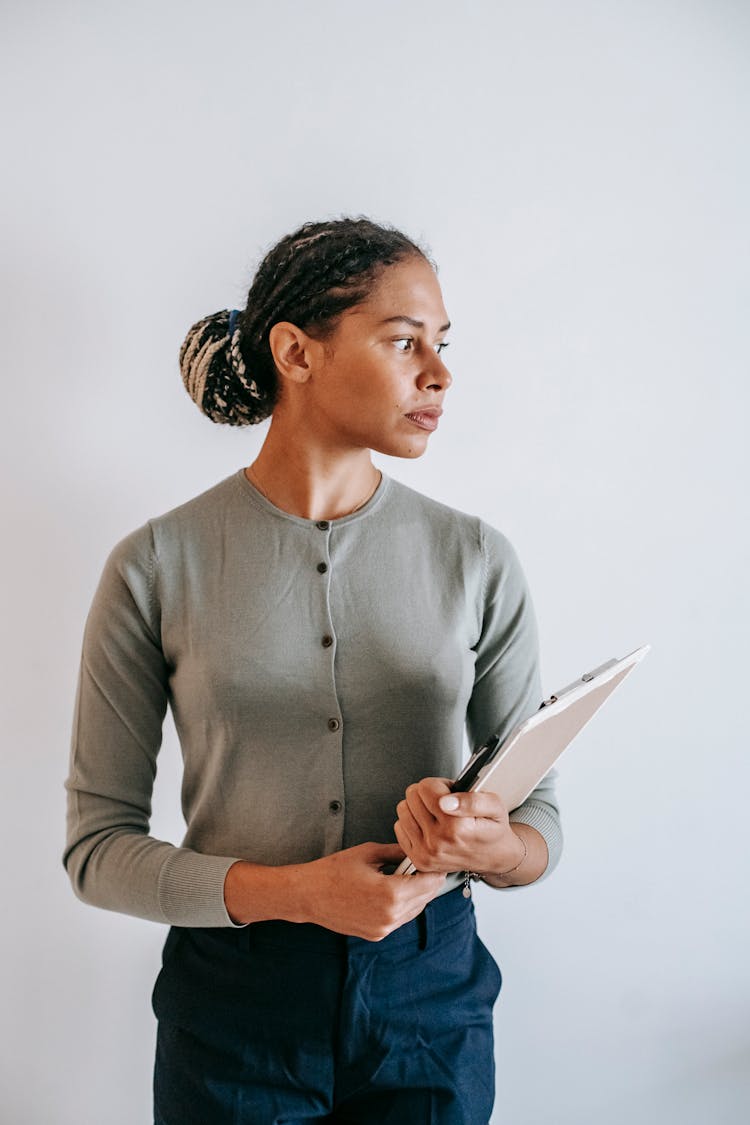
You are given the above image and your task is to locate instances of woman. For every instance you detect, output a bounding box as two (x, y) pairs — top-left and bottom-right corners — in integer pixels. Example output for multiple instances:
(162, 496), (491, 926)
(64, 216), (562, 1124)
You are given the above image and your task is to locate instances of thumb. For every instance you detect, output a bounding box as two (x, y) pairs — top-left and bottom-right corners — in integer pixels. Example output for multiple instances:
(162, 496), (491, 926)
(360, 842), (407, 864)
(438, 790), (506, 819)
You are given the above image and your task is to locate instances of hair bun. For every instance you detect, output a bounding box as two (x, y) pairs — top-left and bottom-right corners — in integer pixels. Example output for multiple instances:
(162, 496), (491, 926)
(179, 309), (268, 426)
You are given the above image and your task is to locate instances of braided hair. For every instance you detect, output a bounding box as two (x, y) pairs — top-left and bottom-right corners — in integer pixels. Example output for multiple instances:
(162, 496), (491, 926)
(179, 216), (433, 425)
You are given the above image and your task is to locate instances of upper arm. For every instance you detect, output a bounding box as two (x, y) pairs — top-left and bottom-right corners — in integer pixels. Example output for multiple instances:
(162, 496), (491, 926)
(466, 522), (542, 750)
(63, 523), (171, 910)
(466, 522), (563, 879)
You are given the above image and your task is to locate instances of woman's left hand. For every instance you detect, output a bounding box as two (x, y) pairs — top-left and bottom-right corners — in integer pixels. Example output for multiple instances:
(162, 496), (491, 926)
(393, 776), (525, 876)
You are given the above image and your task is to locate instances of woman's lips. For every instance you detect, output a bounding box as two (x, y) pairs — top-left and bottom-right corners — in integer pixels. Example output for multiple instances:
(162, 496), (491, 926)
(405, 408), (442, 432)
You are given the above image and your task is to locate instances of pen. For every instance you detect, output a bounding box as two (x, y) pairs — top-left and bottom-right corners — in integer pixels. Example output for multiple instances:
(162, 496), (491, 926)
(450, 734), (502, 794)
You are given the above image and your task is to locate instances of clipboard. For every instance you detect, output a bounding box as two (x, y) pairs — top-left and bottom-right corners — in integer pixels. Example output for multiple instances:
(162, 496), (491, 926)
(395, 643), (650, 876)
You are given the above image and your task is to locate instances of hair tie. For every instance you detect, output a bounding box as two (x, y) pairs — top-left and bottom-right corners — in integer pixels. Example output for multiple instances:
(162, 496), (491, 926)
(179, 309), (266, 426)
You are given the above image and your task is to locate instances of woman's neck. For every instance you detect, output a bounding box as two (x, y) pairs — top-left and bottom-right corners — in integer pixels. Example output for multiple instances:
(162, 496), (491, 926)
(246, 426), (382, 521)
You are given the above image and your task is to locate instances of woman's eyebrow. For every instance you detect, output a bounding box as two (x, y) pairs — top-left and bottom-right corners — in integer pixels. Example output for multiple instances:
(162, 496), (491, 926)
(378, 315), (451, 332)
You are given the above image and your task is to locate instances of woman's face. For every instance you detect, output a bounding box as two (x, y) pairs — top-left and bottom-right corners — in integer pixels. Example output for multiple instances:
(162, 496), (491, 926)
(299, 255), (453, 459)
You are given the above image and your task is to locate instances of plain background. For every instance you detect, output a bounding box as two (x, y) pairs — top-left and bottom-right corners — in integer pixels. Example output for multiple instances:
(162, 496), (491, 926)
(1, 1), (748, 1122)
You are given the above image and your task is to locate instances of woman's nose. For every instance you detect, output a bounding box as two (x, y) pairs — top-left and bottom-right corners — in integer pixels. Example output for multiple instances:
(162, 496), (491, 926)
(418, 353), (453, 393)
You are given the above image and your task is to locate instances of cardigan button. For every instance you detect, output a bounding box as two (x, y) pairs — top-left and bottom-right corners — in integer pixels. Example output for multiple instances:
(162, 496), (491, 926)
(321, 634), (334, 648)
(328, 800), (342, 813)
(317, 562), (328, 574)
(327, 717), (340, 732)
(316, 520), (330, 531)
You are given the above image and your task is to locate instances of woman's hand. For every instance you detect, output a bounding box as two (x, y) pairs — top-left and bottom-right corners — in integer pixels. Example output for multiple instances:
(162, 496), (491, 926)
(224, 843), (445, 940)
(298, 843), (446, 940)
(393, 776), (527, 878)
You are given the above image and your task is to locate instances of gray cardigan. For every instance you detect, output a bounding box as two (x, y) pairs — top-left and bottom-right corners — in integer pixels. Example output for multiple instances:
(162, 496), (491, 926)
(64, 469), (562, 927)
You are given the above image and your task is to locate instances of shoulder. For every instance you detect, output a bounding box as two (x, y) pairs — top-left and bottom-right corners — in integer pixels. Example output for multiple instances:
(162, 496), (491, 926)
(385, 476), (481, 539)
(147, 471), (246, 550)
(99, 471), (253, 582)
(384, 477), (520, 566)
(384, 481), (535, 624)
(101, 471), (244, 577)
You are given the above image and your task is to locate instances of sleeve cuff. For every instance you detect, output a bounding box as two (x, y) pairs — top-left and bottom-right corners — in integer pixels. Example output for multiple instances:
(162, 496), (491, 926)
(157, 850), (248, 928)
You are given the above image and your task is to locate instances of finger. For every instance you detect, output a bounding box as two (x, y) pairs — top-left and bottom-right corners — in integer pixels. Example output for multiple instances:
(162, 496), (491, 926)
(393, 819), (414, 858)
(405, 784), (441, 833)
(411, 777), (453, 818)
(437, 790), (507, 820)
(395, 800), (423, 844)
(393, 876), (446, 928)
(398, 869), (446, 893)
(362, 842), (407, 864)
(413, 870), (448, 888)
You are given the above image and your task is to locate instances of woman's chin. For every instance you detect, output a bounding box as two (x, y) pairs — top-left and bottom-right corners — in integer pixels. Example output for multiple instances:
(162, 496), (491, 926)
(373, 433), (431, 460)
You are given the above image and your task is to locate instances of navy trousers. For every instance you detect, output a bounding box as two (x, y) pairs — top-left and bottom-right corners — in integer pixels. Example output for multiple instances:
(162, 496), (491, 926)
(152, 886), (502, 1124)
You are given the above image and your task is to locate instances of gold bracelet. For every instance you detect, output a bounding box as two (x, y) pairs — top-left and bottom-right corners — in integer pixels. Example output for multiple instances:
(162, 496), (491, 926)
(462, 833), (529, 898)
(499, 831), (528, 877)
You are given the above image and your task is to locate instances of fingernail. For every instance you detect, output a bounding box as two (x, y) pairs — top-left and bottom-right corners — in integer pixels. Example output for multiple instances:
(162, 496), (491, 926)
(440, 795), (459, 811)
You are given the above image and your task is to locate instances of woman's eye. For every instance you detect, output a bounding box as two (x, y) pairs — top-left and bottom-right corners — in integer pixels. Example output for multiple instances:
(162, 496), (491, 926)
(393, 338), (451, 355)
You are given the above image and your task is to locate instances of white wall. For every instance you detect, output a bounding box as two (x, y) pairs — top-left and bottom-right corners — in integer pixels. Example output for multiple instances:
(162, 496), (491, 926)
(1, 1), (748, 1122)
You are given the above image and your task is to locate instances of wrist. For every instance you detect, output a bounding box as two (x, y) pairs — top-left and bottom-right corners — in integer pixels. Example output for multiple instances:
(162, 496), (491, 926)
(482, 825), (547, 888)
(503, 831), (528, 875)
(223, 860), (309, 926)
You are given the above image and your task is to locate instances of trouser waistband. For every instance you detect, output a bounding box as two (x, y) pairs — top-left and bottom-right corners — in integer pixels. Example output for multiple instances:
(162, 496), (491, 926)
(219, 883), (473, 955)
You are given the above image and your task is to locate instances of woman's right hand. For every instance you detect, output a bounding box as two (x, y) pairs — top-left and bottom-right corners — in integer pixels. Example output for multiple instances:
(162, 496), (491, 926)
(224, 843), (446, 940)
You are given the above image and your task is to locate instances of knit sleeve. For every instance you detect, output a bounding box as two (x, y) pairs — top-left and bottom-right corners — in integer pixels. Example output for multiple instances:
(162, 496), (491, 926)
(466, 521), (563, 885)
(63, 523), (245, 927)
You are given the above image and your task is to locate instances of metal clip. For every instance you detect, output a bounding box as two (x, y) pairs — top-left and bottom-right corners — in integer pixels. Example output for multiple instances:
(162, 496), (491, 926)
(462, 871), (482, 898)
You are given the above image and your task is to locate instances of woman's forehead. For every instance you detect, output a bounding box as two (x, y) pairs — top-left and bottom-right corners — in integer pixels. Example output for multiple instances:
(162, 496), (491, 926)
(349, 260), (449, 329)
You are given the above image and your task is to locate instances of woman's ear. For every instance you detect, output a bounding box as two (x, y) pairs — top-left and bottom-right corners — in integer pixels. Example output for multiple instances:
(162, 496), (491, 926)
(268, 322), (325, 385)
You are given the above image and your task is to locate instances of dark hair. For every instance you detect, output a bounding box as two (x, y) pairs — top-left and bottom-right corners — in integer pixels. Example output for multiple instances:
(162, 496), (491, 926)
(179, 215), (433, 425)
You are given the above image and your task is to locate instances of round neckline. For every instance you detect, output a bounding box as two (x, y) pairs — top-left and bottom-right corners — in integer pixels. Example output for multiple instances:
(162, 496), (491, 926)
(235, 467), (391, 527)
